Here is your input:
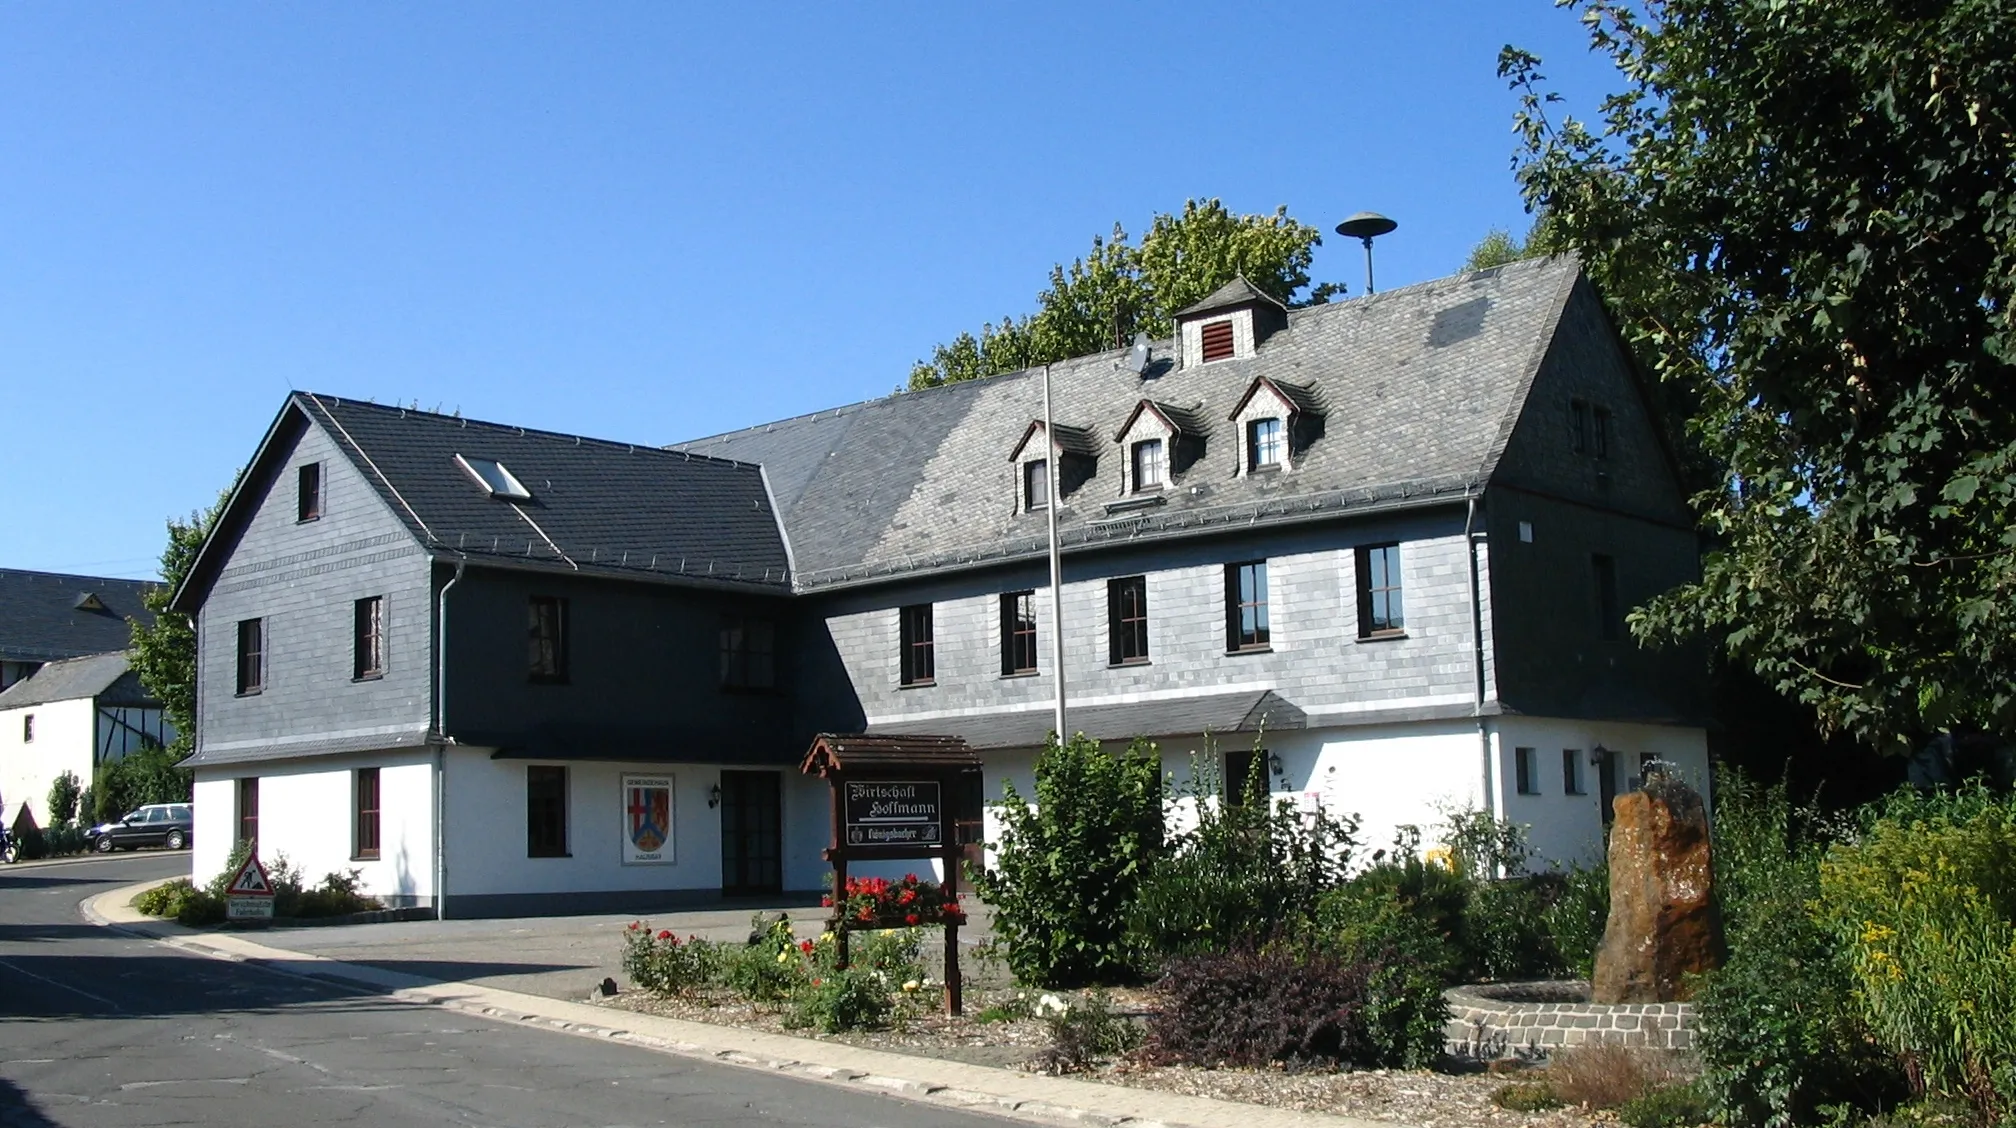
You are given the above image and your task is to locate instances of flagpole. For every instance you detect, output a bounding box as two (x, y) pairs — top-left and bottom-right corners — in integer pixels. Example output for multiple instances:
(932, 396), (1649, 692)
(1042, 362), (1067, 744)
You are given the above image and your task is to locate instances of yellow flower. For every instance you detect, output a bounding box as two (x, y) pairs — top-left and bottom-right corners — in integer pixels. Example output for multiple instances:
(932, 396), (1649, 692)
(901, 980), (920, 992)
(1424, 847), (1455, 871)
(776, 950), (791, 964)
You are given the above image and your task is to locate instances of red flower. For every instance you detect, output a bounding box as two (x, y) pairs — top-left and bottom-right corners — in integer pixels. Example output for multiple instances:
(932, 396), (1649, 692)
(820, 895), (832, 907)
(904, 873), (919, 884)
(898, 889), (915, 905)
(799, 940), (814, 955)
(857, 908), (873, 921)
(627, 921), (642, 931)
(656, 929), (673, 941)
(904, 913), (920, 926)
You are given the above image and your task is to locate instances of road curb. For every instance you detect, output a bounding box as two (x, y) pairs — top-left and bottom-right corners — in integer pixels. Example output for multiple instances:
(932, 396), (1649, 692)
(78, 883), (1396, 1128)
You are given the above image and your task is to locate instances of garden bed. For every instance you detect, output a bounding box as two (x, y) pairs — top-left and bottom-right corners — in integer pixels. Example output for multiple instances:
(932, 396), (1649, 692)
(592, 985), (1617, 1128)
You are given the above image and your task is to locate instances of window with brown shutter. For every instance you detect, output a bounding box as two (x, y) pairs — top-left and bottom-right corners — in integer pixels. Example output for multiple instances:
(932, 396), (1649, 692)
(1000, 591), (1037, 675)
(354, 768), (381, 859)
(1200, 319), (1235, 362)
(353, 596), (383, 679)
(236, 619), (264, 695)
(297, 463), (322, 522)
(899, 604), (935, 686)
(1108, 576), (1149, 665)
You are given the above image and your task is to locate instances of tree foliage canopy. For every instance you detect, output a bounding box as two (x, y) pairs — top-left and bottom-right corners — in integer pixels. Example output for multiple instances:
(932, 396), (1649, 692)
(1505, 0), (2016, 750)
(909, 199), (1343, 390)
(127, 491), (228, 762)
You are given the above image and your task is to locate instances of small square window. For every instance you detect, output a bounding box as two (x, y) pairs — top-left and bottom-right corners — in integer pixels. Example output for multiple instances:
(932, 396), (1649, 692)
(297, 463), (322, 522)
(1518, 520), (1534, 543)
(1563, 749), (1587, 795)
(1247, 418), (1285, 471)
(1224, 749), (1266, 806)
(22, 714), (33, 743)
(1593, 554), (1622, 641)
(899, 604), (935, 686)
(1131, 439), (1165, 492)
(1024, 459), (1049, 512)
(1515, 747), (1540, 795)
(719, 615), (776, 690)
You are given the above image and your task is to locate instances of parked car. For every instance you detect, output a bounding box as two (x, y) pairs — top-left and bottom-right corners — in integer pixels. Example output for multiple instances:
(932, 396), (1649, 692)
(85, 803), (194, 852)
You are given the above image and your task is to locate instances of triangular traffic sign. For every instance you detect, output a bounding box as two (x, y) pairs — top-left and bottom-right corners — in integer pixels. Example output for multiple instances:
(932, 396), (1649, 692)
(225, 852), (275, 897)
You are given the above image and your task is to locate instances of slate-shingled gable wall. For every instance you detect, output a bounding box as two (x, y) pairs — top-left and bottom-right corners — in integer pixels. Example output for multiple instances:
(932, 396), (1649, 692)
(196, 421), (435, 757)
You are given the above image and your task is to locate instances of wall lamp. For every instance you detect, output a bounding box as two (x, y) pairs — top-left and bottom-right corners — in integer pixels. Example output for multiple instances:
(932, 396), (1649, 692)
(708, 784), (722, 809)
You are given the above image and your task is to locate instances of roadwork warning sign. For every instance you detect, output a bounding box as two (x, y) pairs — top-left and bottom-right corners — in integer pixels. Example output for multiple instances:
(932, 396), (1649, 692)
(225, 852), (276, 921)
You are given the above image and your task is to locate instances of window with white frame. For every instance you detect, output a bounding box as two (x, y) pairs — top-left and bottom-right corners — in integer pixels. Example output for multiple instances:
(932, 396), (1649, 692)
(1247, 417), (1284, 471)
(1131, 439), (1165, 492)
(1024, 459), (1049, 511)
(1515, 747), (1540, 795)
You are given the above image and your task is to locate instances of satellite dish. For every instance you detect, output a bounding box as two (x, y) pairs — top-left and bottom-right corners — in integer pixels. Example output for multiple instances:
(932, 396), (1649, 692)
(1125, 332), (1152, 375)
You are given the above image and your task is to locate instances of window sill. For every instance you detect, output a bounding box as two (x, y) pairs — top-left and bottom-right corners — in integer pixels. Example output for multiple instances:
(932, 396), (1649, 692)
(899, 679), (936, 690)
(528, 852), (572, 860)
(1225, 646), (1273, 657)
(1108, 658), (1152, 669)
(1248, 463), (1284, 475)
(528, 676), (571, 686)
(235, 689), (263, 698)
(352, 673), (384, 683)
(1356, 631), (1409, 643)
(1104, 493), (1167, 516)
(1000, 670), (1039, 679)
(296, 516), (321, 525)
(352, 853), (380, 862)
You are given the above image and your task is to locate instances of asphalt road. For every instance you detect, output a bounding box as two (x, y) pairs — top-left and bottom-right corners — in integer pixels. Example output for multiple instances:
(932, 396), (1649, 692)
(0, 854), (1015, 1127)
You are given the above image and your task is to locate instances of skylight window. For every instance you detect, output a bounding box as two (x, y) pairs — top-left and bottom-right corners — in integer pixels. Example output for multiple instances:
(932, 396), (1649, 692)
(455, 454), (532, 500)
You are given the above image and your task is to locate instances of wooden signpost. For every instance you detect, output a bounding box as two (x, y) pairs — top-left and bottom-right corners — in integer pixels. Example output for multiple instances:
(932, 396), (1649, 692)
(800, 733), (982, 1016)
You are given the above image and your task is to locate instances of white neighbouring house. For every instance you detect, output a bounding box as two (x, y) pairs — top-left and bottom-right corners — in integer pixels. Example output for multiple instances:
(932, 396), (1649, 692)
(0, 651), (174, 833)
(172, 256), (1710, 917)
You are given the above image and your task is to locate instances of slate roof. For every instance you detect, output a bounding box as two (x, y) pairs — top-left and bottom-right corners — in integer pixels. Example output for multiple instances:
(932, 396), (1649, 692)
(0, 651), (154, 710)
(178, 396), (794, 611)
(0, 569), (157, 663)
(1175, 275), (1287, 318)
(676, 255), (1582, 591)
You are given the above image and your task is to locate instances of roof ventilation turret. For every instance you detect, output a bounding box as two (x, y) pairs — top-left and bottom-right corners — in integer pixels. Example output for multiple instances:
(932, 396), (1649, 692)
(1171, 276), (1288, 367)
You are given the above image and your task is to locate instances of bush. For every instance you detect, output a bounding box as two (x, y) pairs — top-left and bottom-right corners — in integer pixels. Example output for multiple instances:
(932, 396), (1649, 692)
(1542, 861), (1609, 980)
(1318, 852), (1469, 983)
(1819, 788), (2016, 1126)
(721, 916), (806, 1003)
(188, 842), (378, 922)
(786, 966), (894, 1033)
(1142, 941), (1445, 1069)
(1694, 775), (1902, 1128)
(133, 878), (224, 926)
(1493, 1082), (1565, 1112)
(1127, 750), (1360, 962)
(47, 771), (81, 825)
(1549, 1043), (1688, 1110)
(12, 824), (90, 861)
(1459, 874), (1563, 982)
(620, 923), (723, 997)
(1034, 989), (1142, 1074)
(973, 734), (1163, 987)
(1619, 1082), (1711, 1128)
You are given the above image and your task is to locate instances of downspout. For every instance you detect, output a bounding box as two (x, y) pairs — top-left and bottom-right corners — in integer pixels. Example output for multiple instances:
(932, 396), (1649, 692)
(1465, 495), (1496, 837)
(433, 561), (467, 920)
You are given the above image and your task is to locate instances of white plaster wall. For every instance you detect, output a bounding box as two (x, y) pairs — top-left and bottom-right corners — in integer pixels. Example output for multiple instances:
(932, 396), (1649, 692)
(190, 750), (436, 903)
(0, 699), (96, 827)
(1491, 717), (1711, 869)
(442, 755), (831, 897)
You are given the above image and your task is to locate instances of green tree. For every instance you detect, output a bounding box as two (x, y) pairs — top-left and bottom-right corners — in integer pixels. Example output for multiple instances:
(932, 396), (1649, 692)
(1503, 1), (2016, 749)
(127, 492), (227, 763)
(46, 770), (80, 825)
(910, 200), (1343, 390)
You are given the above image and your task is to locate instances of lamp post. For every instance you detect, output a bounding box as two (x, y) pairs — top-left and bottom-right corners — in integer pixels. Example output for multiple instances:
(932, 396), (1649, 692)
(1335, 211), (1398, 296)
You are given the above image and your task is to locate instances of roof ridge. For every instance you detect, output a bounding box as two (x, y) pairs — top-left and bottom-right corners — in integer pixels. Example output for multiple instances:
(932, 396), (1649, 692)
(302, 392), (767, 473)
(0, 568), (160, 586)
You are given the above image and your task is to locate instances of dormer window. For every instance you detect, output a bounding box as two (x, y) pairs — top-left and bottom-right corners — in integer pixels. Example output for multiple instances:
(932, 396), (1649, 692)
(1247, 418), (1285, 471)
(1131, 440), (1165, 492)
(1200, 319), (1235, 363)
(1025, 459), (1050, 511)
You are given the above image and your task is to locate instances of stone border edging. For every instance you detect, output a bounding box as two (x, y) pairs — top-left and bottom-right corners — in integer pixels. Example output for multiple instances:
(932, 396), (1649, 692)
(81, 881), (1395, 1128)
(1441, 982), (1696, 1059)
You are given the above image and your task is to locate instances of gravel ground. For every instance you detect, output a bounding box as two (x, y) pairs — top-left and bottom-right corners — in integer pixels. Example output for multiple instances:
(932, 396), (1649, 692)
(595, 987), (1616, 1128)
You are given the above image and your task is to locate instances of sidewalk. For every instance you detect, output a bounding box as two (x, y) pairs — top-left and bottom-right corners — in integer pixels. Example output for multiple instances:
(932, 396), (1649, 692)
(84, 879), (1403, 1128)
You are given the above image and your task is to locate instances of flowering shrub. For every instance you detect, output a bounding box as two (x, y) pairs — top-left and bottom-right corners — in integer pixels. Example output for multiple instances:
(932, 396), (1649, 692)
(823, 873), (965, 928)
(620, 922), (722, 997)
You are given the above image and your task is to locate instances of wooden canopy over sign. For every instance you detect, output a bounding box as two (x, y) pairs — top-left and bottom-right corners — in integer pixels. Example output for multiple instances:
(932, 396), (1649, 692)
(799, 733), (981, 776)
(800, 731), (981, 1015)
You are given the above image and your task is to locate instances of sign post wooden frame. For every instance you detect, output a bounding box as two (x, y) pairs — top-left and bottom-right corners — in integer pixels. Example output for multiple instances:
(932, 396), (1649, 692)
(800, 733), (982, 1016)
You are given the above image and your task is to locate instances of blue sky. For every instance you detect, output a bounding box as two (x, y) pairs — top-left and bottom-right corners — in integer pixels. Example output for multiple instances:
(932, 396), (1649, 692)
(0, 3), (1620, 581)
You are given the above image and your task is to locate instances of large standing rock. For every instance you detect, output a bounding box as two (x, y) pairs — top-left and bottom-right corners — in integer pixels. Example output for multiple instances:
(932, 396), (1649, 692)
(1591, 775), (1724, 1003)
